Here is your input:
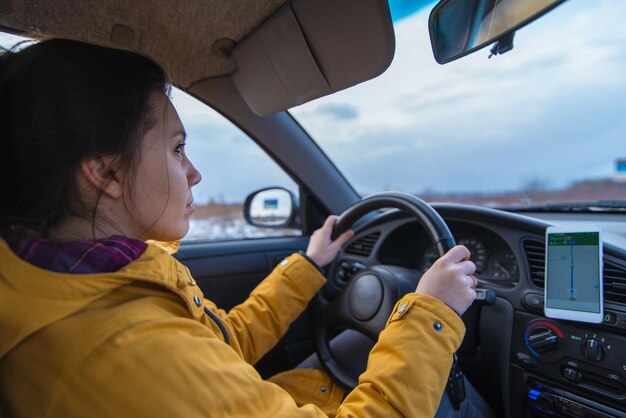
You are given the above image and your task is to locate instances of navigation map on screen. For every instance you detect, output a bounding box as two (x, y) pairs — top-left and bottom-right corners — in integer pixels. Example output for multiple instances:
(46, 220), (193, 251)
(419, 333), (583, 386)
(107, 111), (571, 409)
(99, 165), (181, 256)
(546, 232), (601, 313)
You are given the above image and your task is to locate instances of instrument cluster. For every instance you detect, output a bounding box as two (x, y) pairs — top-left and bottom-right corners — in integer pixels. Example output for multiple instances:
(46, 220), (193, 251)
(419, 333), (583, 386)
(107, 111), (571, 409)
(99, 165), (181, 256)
(421, 235), (519, 285)
(376, 220), (520, 287)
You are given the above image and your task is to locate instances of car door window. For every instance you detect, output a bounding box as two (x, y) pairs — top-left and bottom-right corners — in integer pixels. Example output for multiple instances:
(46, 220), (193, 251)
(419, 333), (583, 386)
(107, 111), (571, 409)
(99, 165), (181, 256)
(0, 32), (300, 242)
(171, 89), (301, 241)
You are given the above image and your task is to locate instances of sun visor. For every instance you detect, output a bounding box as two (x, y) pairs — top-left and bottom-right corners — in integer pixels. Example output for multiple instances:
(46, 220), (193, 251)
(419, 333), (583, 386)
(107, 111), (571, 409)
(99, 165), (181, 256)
(231, 0), (395, 116)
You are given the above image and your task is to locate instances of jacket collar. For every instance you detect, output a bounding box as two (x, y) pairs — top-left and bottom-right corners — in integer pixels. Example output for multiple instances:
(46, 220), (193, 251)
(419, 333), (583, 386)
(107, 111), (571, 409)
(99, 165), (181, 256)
(0, 239), (205, 359)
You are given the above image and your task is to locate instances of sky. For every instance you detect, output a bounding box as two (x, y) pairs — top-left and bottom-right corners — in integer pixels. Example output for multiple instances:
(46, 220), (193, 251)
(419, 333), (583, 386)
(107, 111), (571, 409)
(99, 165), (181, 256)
(290, 0), (626, 196)
(2, 0), (626, 204)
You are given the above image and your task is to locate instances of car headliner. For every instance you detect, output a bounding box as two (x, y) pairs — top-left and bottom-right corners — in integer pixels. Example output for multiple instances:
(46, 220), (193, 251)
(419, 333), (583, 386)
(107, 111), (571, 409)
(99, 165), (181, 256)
(0, 0), (371, 216)
(1, 0), (396, 116)
(0, 0), (286, 87)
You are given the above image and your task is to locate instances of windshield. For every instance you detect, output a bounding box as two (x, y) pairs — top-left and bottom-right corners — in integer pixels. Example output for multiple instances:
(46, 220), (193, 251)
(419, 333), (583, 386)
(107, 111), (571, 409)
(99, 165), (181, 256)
(291, 0), (626, 209)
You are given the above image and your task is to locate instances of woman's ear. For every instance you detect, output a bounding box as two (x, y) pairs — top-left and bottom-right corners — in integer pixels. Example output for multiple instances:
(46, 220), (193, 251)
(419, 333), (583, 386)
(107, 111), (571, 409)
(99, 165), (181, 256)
(78, 155), (124, 199)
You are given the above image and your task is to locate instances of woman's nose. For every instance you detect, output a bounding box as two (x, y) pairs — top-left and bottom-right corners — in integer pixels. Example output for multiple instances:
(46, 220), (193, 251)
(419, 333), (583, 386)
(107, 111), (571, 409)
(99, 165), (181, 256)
(186, 158), (202, 186)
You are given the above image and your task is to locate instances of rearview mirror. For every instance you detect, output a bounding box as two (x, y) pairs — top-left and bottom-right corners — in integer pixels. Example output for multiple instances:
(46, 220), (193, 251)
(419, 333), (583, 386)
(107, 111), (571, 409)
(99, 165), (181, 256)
(429, 0), (565, 64)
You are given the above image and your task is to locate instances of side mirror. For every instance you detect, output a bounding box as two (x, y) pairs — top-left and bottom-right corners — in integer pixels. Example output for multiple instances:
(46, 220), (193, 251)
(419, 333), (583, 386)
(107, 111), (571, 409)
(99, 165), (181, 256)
(429, 0), (565, 64)
(244, 187), (300, 229)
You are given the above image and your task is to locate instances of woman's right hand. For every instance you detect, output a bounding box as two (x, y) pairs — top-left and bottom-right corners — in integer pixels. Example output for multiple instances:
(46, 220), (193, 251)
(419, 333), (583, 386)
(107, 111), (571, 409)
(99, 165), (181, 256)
(416, 245), (477, 315)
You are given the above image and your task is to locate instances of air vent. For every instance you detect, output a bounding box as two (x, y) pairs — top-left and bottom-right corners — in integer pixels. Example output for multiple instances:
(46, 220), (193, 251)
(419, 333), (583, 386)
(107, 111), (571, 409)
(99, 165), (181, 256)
(523, 239), (545, 288)
(345, 232), (380, 257)
(604, 260), (626, 305)
(523, 238), (626, 305)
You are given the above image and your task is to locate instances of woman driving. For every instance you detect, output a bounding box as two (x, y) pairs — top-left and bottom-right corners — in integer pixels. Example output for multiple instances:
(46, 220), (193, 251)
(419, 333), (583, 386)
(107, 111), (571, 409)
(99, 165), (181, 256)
(0, 39), (490, 417)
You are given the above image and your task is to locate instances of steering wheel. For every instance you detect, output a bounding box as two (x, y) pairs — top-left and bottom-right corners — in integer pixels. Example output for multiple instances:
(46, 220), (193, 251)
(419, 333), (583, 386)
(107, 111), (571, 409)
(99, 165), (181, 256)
(311, 191), (456, 390)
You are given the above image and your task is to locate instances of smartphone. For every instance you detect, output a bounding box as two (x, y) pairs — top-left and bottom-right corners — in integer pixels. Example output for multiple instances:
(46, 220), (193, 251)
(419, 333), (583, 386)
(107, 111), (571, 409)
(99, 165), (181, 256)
(544, 225), (603, 324)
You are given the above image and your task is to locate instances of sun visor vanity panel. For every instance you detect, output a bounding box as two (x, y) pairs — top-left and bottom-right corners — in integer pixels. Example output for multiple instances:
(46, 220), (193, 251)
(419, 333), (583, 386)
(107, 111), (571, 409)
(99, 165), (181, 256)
(232, 2), (331, 116)
(232, 0), (395, 116)
(291, 0), (395, 89)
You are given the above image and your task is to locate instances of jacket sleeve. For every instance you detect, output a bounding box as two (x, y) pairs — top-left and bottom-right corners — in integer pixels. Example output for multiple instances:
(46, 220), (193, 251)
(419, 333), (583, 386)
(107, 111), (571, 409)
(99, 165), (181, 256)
(206, 253), (326, 364)
(48, 293), (464, 418)
(337, 293), (465, 417)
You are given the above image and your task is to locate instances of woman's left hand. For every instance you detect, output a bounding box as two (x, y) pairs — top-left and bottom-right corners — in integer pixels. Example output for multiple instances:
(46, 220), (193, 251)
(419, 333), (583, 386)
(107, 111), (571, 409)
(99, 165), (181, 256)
(306, 215), (354, 267)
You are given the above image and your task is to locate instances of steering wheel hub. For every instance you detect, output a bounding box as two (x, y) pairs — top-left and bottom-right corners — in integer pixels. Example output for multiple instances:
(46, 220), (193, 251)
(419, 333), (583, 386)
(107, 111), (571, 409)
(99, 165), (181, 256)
(349, 274), (383, 321)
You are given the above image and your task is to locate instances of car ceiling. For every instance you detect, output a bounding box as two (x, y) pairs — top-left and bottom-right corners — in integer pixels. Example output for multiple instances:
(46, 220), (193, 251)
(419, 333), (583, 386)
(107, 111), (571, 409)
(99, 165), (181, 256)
(1, 0), (396, 115)
(0, 0), (286, 87)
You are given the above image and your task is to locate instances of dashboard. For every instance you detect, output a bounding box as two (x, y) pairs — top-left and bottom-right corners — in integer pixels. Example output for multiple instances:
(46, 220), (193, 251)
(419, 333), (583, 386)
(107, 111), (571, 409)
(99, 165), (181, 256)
(329, 203), (626, 418)
(375, 220), (521, 287)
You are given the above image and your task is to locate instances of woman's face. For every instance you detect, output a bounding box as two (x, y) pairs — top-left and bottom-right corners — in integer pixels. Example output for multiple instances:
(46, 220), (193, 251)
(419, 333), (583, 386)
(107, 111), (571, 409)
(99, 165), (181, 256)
(126, 94), (201, 242)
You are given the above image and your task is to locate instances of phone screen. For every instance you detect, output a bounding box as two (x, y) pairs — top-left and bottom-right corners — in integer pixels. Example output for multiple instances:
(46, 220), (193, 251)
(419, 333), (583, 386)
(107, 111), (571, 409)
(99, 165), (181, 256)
(546, 231), (601, 313)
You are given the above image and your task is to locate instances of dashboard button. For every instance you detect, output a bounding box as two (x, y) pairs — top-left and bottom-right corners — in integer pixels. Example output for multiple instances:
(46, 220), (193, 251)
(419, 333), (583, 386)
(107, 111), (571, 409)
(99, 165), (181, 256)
(562, 367), (582, 382)
(606, 372), (622, 382)
(523, 293), (544, 311)
(516, 352), (536, 367)
(603, 311), (618, 325)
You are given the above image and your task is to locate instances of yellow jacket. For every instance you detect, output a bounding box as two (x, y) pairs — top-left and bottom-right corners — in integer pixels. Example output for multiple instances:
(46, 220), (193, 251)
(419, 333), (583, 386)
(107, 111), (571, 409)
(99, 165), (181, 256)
(0, 239), (465, 417)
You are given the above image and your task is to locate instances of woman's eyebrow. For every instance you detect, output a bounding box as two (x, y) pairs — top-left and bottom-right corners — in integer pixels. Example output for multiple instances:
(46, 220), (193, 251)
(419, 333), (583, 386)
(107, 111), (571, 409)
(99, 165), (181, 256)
(171, 130), (187, 140)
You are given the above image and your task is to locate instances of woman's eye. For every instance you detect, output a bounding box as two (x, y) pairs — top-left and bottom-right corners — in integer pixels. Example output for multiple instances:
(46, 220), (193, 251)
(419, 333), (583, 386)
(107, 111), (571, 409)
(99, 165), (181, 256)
(174, 142), (186, 155)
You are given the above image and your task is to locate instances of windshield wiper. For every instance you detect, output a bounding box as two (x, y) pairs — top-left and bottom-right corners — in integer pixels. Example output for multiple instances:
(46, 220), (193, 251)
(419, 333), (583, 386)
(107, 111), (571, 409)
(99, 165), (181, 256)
(498, 200), (626, 213)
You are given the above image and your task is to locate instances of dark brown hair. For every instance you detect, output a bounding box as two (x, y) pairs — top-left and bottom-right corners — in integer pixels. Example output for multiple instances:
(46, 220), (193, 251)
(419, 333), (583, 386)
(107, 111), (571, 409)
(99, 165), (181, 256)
(0, 39), (170, 234)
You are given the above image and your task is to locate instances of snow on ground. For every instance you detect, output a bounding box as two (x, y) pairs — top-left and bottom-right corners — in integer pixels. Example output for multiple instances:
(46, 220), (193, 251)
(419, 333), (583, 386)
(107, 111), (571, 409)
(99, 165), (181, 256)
(185, 216), (301, 241)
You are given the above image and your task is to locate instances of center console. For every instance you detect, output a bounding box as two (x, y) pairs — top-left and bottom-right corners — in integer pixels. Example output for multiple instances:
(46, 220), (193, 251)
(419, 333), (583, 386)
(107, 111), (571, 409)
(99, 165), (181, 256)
(510, 310), (626, 417)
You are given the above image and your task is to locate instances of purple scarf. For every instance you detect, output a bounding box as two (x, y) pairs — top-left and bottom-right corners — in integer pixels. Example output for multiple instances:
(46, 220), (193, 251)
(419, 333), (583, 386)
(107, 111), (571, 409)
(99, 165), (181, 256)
(5, 233), (147, 274)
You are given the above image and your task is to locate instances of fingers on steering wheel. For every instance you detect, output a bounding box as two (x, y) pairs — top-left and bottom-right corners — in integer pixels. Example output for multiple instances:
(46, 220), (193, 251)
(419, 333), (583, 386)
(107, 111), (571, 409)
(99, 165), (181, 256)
(334, 229), (354, 247)
(324, 215), (339, 229)
(327, 214), (353, 247)
(461, 259), (477, 275)
(442, 245), (471, 263)
(468, 274), (478, 289)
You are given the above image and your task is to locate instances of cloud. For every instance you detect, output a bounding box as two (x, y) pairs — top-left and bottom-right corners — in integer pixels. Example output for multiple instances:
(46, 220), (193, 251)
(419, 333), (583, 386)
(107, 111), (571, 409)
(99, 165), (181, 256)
(337, 72), (621, 185)
(170, 89), (226, 126)
(313, 103), (359, 121)
(292, 0), (626, 196)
